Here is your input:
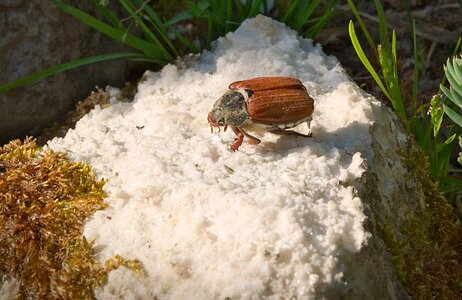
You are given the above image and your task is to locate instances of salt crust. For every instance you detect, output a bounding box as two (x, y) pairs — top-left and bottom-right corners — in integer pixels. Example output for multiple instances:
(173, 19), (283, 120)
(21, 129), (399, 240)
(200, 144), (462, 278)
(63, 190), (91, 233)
(41, 16), (375, 299)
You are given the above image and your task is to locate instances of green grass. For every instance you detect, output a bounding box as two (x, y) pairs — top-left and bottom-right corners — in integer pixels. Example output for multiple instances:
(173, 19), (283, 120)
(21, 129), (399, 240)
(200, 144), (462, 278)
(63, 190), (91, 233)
(347, 0), (462, 193)
(0, 0), (336, 91)
(0, 53), (142, 91)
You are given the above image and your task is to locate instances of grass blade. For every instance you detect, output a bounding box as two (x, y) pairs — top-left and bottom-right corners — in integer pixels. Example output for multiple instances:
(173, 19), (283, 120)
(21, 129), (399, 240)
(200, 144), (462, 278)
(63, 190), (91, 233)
(164, 11), (193, 27)
(133, 0), (186, 56)
(440, 175), (462, 192)
(411, 19), (419, 113)
(347, 0), (375, 51)
(0, 52), (142, 91)
(225, 0), (232, 32)
(49, 0), (168, 60)
(118, 0), (159, 43)
(281, 0), (300, 23)
(304, 0), (337, 38)
(349, 21), (391, 100)
(435, 134), (457, 154)
(118, 0), (174, 59)
(293, 0), (322, 31)
(247, 0), (262, 19)
(373, 0), (388, 43)
(92, 0), (124, 29)
(173, 30), (199, 53)
(391, 30), (397, 65)
(384, 31), (406, 118)
(234, 0), (246, 17)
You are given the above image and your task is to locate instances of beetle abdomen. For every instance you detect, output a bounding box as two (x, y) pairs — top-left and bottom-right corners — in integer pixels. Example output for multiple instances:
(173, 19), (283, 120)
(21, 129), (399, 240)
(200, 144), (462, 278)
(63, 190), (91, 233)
(247, 89), (314, 125)
(272, 115), (312, 129)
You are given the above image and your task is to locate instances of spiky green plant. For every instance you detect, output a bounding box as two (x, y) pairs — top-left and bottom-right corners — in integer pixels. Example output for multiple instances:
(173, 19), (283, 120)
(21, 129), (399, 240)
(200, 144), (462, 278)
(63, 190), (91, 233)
(440, 55), (462, 172)
(441, 55), (462, 129)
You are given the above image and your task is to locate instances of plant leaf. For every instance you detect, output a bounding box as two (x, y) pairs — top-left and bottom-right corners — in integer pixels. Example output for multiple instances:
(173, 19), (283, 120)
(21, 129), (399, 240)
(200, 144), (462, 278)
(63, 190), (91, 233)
(304, 0), (337, 38)
(373, 0), (388, 44)
(435, 133), (457, 154)
(92, 0), (123, 29)
(0, 52), (143, 91)
(411, 19), (419, 112)
(49, 0), (168, 60)
(292, 0), (322, 31)
(443, 104), (462, 127)
(347, 0), (375, 51)
(441, 82), (462, 109)
(349, 21), (391, 100)
(445, 66), (462, 100)
(281, 0), (300, 23)
(446, 57), (462, 86)
(165, 11), (193, 27)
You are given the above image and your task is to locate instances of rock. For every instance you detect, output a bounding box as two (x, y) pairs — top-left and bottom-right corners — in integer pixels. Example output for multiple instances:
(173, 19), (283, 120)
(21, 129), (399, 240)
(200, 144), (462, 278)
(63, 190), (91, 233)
(0, 1), (143, 145)
(3, 15), (456, 299)
(47, 15), (406, 299)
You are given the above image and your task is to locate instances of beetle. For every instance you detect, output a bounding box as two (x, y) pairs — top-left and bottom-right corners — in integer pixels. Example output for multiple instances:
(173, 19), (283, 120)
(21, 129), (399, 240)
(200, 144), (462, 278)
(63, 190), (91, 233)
(207, 77), (314, 151)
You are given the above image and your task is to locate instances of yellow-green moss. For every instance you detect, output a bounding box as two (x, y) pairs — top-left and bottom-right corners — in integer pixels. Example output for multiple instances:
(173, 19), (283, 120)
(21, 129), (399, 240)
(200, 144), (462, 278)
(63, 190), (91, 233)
(0, 138), (142, 299)
(380, 144), (462, 299)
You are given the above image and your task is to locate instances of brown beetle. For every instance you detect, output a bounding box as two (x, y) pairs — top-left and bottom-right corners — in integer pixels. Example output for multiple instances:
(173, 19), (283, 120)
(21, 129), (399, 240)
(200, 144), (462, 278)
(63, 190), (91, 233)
(207, 77), (314, 151)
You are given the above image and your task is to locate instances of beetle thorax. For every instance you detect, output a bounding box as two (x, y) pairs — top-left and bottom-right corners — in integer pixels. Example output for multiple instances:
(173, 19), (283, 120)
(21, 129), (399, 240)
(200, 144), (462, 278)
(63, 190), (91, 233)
(209, 90), (249, 127)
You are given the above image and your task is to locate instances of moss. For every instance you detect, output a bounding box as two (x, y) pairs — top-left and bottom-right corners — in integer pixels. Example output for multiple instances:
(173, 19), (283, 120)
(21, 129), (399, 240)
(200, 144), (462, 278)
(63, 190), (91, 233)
(0, 138), (142, 299)
(379, 144), (462, 299)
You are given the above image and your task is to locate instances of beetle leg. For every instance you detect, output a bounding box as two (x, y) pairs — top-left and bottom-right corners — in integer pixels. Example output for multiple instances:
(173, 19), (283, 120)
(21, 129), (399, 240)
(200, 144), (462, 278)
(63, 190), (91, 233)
(306, 117), (313, 137)
(270, 129), (312, 137)
(238, 127), (261, 145)
(230, 126), (244, 151)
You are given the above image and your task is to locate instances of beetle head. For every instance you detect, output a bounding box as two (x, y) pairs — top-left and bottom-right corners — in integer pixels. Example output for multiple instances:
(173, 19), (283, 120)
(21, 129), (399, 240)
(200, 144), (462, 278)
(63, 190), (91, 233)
(208, 90), (249, 133)
(207, 109), (228, 132)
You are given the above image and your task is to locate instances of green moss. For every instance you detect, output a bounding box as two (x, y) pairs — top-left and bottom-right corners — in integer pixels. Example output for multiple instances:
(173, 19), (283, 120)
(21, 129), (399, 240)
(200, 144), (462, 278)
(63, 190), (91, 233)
(0, 138), (142, 299)
(379, 144), (462, 299)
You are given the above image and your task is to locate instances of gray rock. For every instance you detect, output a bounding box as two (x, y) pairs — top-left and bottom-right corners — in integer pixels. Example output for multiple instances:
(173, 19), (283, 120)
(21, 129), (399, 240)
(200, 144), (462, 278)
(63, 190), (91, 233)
(2, 14), (458, 300)
(0, 1), (143, 144)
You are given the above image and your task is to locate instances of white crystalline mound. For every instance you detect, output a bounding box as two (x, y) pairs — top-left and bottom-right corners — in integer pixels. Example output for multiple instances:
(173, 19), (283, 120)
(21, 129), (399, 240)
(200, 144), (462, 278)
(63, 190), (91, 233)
(46, 16), (376, 299)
